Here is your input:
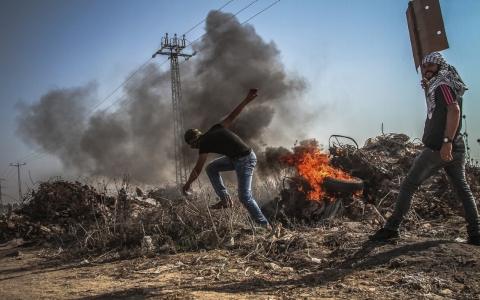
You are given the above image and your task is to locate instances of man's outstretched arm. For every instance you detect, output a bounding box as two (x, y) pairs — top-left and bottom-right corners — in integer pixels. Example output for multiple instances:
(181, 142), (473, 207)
(220, 88), (258, 128)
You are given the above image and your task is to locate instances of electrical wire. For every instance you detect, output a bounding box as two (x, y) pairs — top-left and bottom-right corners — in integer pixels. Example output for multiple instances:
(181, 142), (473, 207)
(0, 166), (11, 179)
(182, 0), (235, 37)
(10, 0), (237, 166)
(188, 0), (279, 54)
(184, 0), (258, 49)
(21, 60), (169, 164)
(4, 167), (16, 182)
(156, 0), (235, 51)
(10, 58), (154, 165)
(176, 0), (279, 67)
(1, 193), (18, 203)
(11, 0), (281, 165)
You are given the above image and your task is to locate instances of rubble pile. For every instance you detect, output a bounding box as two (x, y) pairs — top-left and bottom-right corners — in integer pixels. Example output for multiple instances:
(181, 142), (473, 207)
(262, 133), (480, 229)
(329, 133), (480, 228)
(329, 133), (420, 199)
(1, 134), (479, 253)
(1, 180), (103, 244)
(0, 179), (250, 253)
(18, 180), (115, 222)
(0, 179), (159, 250)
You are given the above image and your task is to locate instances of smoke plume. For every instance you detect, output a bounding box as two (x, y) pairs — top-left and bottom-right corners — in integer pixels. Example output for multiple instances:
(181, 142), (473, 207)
(16, 11), (308, 184)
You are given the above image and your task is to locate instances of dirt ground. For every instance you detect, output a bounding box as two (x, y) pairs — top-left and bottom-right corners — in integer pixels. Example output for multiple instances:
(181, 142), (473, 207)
(2, 136), (479, 299)
(2, 222), (479, 300)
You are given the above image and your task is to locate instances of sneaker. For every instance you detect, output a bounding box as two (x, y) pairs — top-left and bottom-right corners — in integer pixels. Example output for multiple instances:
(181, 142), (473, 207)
(468, 235), (480, 246)
(369, 228), (399, 241)
(209, 199), (233, 209)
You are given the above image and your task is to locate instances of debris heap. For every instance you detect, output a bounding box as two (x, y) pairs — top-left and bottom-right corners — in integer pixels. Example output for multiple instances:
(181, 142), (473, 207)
(262, 133), (480, 228)
(329, 133), (480, 228)
(0, 178), (158, 250)
(1, 134), (479, 253)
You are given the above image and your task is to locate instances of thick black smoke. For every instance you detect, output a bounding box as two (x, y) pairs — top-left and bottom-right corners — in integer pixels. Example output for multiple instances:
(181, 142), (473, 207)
(182, 11), (308, 149)
(16, 11), (308, 183)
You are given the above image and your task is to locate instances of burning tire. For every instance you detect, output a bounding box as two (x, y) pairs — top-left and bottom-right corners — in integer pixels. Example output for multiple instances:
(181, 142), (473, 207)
(323, 177), (363, 194)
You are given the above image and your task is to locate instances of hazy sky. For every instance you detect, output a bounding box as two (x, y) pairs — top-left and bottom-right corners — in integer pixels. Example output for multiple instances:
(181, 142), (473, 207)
(1, 0), (479, 204)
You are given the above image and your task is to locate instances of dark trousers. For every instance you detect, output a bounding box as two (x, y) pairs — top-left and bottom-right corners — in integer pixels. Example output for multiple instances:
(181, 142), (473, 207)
(385, 148), (480, 237)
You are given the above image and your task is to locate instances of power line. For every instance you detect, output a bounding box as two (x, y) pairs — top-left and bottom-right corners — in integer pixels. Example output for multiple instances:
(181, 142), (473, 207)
(0, 166), (9, 178)
(0, 179), (4, 207)
(4, 167), (16, 182)
(156, 0), (236, 50)
(185, 0), (259, 50)
(20, 60), (169, 164)
(10, 0), (237, 166)
(1, 193), (18, 203)
(1, 166), (12, 179)
(8, 0), (281, 166)
(11, 58), (154, 165)
(182, 0), (235, 36)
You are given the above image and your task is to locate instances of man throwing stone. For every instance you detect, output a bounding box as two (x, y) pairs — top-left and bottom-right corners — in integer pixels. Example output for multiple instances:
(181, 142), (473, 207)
(369, 52), (480, 246)
(182, 88), (270, 230)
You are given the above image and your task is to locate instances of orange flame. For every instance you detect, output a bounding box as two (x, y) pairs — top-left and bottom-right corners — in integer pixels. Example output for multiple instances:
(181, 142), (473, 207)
(279, 139), (352, 201)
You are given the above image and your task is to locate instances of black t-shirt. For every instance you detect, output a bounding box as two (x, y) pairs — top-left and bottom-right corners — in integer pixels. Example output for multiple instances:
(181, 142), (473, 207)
(422, 84), (465, 152)
(199, 124), (251, 158)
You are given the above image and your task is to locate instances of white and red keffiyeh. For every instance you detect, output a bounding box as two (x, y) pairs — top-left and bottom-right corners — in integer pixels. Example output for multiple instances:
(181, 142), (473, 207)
(422, 52), (467, 119)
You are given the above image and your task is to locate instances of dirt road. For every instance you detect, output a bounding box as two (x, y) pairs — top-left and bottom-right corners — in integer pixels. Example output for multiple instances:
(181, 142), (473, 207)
(2, 223), (479, 300)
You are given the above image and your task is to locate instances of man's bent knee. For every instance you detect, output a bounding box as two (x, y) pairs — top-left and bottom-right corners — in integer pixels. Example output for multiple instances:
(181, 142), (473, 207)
(205, 163), (216, 175)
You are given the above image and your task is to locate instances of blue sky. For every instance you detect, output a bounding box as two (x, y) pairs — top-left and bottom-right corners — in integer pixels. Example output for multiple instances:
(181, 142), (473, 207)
(1, 0), (479, 204)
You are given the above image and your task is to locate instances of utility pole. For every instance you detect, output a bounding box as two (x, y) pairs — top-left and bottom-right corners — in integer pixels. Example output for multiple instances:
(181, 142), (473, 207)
(471, 137), (478, 168)
(462, 115), (471, 165)
(152, 33), (195, 187)
(0, 178), (4, 212)
(10, 163), (26, 202)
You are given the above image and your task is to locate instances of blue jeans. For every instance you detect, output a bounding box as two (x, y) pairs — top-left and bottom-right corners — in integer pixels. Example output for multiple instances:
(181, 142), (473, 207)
(205, 151), (269, 226)
(384, 148), (480, 237)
